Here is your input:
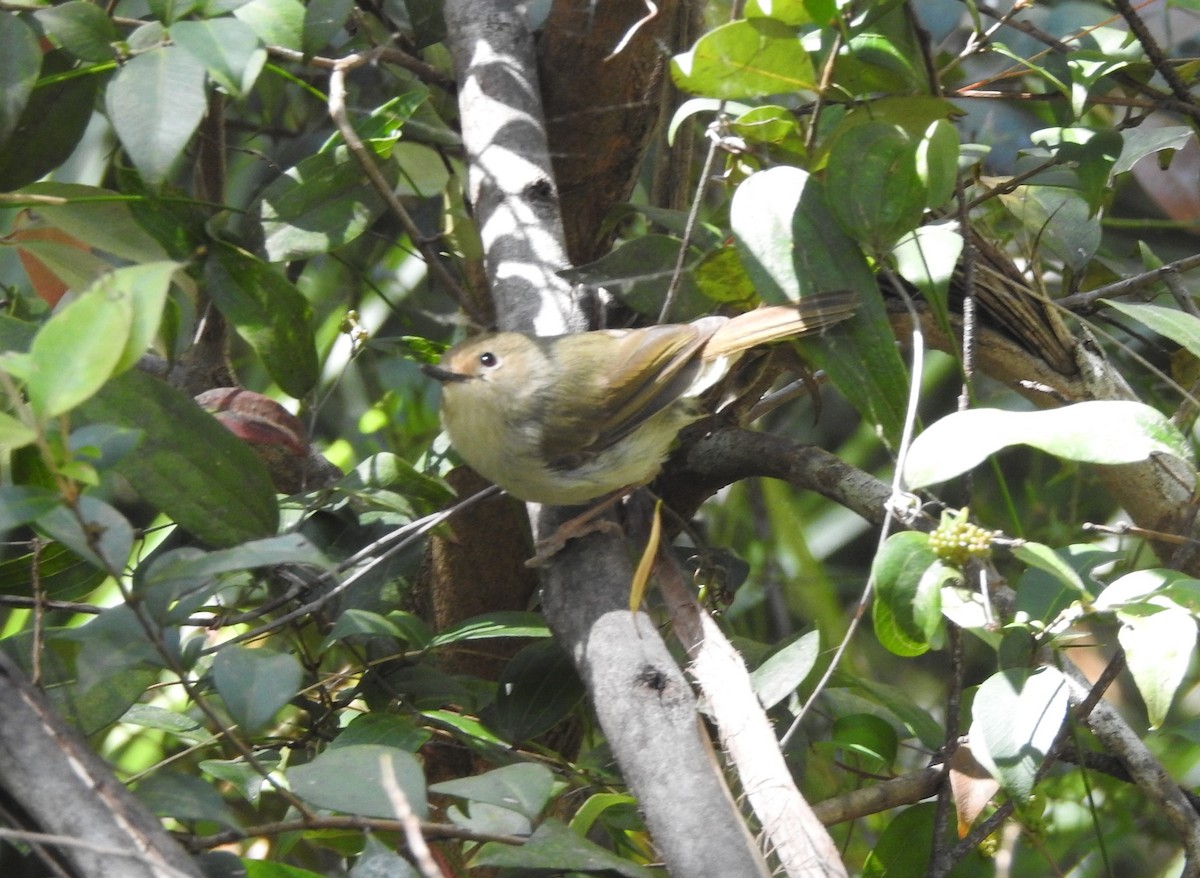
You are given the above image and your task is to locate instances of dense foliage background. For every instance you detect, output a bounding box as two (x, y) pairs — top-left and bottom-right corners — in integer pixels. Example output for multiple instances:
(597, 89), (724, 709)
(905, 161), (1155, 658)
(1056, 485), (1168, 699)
(4, 0), (1200, 875)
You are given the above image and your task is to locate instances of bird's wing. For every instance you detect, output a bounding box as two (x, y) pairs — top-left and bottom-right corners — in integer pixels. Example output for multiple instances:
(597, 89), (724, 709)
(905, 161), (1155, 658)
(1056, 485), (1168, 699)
(540, 322), (715, 468)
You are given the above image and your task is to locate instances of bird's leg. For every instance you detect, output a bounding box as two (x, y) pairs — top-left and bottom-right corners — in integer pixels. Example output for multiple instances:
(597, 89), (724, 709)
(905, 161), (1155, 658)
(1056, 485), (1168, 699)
(525, 487), (636, 567)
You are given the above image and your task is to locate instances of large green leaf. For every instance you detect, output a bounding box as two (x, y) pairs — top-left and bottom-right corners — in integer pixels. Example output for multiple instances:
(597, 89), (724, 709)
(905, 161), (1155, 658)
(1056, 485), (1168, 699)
(203, 243), (318, 397)
(0, 51), (99, 190)
(904, 401), (1190, 488)
(969, 666), (1069, 799)
(1104, 299), (1200, 360)
(731, 166), (908, 445)
(1117, 604), (1195, 729)
(233, 0), (304, 50)
(258, 146), (399, 262)
(871, 531), (949, 657)
(287, 744), (427, 819)
(106, 46), (208, 185)
(672, 18), (815, 99)
(430, 763), (554, 821)
(36, 494), (134, 574)
(171, 18), (266, 98)
(750, 629), (820, 710)
(34, 1), (119, 62)
(18, 183), (172, 264)
(481, 640), (584, 743)
(862, 804), (936, 877)
(77, 369), (279, 546)
(24, 271), (135, 419)
(473, 819), (657, 878)
(0, 14), (41, 146)
(826, 122), (926, 251)
(212, 645), (304, 733)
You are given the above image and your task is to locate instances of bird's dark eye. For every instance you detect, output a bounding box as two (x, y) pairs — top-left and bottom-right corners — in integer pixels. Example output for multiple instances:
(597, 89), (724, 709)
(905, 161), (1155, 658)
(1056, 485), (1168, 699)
(478, 351), (499, 369)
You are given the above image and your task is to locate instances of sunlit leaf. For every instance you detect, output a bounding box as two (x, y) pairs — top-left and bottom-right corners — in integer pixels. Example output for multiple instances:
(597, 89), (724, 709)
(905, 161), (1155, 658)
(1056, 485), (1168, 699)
(969, 666), (1069, 799)
(904, 401), (1189, 489)
(672, 18), (815, 99)
(1118, 604), (1195, 729)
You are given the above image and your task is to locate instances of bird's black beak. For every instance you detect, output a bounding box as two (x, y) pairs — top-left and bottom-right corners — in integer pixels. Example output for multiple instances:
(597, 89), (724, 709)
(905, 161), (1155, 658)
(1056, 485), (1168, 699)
(421, 363), (471, 384)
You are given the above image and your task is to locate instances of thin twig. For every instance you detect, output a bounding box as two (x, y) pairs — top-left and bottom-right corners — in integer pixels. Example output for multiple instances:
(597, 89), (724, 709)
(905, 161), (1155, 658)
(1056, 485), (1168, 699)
(379, 752), (443, 878)
(327, 54), (481, 324)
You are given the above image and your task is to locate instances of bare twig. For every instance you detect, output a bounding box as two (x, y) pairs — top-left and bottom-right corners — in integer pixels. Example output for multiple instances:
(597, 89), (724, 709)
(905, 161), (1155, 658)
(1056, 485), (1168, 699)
(327, 52), (479, 323)
(379, 752), (444, 878)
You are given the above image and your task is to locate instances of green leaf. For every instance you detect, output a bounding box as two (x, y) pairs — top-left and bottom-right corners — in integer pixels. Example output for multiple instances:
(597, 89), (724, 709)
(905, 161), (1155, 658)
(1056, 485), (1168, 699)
(750, 629), (820, 710)
(243, 862), (327, 878)
(259, 146), (399, 261)
(998, 186), (1100, 272)
(145, 534), (331, 586)
(862, 803), (936, 877)
(1096, 568), (1182, 610)
(431, 763), (554, 821)
(171, 18), (266, 98)
(106, 46), (208, 185)
(831, 712), (898, 771)
(1104, 299), (1200, 361)
(904, 401), (1190, 489)
(1117, 604), (1196, 729)
(203, 243), (319, 397)
(287, 744), (427, 819)
(233, 0), (305, 50)
(200, 752), (280, 806)
(26, 271), (137, 419)
(77, 369), (279, 546)
(429, 611), (551, 647)
(729, 104), (803, 146)
(350, 835), (419, 878)
(121, 703), (206, 743)
(730, 166), (909, 445)
(332, 714), (431, 752)
(672, 18), (815, 99)
(18, 183), (173, 264)
(1113, 125), (1191, 175)
(0, 411), (36, 452)
(872, 531), (950, 657)
(36, 494), (134, 574)
(302, 0), (353, 55)
(0, 485), (58, 529)
(0, 14), (40, 147)
(482, 640), (584, 742)
(890, 223), (963, 330)
(34, 1), (119, 62)
(59, 602), (174, 691)
(2, 629), (159, 733)
(1010, 541), (1090, 597)
(969, 666), (1069, 799)
(115, 261), (178, 373)
(826, 122), (926, 251)
(916, 119), (960, 210)
(0, 51), (98, 190)
(746, 0), (813, 25)
(136, 772), (239, 827)
(559, 235), (708, 321)
(829, 675), (944, 748)
(213, 645), (303, 733)
(473, 819), (657, 878)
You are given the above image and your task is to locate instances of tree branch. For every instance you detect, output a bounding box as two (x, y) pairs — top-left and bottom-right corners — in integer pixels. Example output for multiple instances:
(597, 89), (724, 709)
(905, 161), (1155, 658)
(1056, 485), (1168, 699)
(0, 653), (203, 878)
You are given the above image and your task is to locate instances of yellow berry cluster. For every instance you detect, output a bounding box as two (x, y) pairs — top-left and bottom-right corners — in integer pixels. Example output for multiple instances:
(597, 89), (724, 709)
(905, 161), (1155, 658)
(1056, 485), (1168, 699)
(928, 509), (997, 566)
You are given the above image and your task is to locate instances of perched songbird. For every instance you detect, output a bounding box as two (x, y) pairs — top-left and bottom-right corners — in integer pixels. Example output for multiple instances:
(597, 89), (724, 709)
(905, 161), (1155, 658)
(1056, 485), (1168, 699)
(423, 292), (855, 505)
